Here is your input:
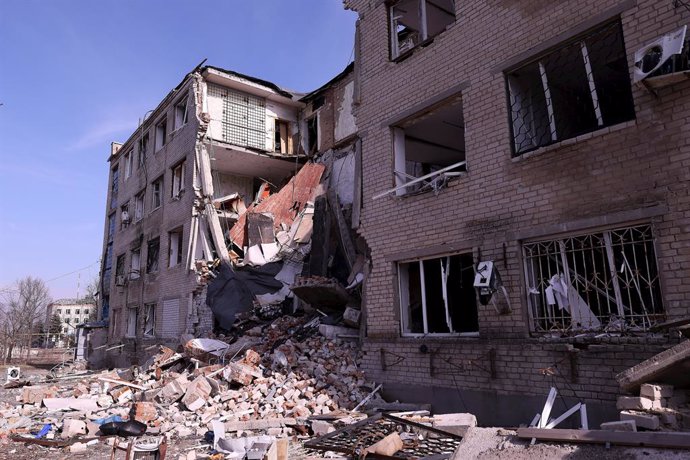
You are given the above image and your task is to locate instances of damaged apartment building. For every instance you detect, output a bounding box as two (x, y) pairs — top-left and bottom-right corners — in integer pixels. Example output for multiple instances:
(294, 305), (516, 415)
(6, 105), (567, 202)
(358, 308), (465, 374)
(95, 63), (360, 367)
(344, 0), (690, 427)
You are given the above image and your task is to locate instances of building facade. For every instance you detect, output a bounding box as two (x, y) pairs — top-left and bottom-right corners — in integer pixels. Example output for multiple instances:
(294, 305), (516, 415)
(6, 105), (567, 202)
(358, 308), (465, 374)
(97, 65), (307, 367)
(46, 299), (95, 335)
(345, 0), (690, 426)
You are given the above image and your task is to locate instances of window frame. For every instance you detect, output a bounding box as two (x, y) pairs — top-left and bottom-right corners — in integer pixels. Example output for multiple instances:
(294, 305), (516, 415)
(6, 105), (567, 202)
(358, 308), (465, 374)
(146, 237), (160, 274)
(130, 247), (141, 280)
(171, 161), (185, 199)
(126, 307), (138, 338)
(151, 176), (163, 211)
(134, 189), (145, 222)
(143, 303), (156, 338)
(168, 227), (184, 268)
(388, 0), (456, 60)
(505, 20), (635, 157)
(522, 224), (664, 334)
(123, 149), (133, 180)
(155, 118), (168, 151)
(398, 252), (479, 337)
(174, 97), (189, 130)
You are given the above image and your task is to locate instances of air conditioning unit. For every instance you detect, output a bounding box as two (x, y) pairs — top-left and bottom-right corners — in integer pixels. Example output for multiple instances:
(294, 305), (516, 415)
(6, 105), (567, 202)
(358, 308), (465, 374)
(7, 367), (20, 382)
(634, 25), (688, 82)
(115, 275), (126, 286)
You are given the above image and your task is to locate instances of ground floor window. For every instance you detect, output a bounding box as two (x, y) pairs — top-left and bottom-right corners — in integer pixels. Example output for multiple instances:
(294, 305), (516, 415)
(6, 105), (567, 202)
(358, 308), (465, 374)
(399, 252), (478, 335)
(143, 303), (156, 337)
(523, 224), (663, 333)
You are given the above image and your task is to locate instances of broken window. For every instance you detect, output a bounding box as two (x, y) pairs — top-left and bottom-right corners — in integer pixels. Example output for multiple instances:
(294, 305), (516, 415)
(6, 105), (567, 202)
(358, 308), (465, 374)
(399, 252), (478, 335)
(138, 132), (149, 166)
(389, 0), (455, 59)
(134, 190), (145, 222)
(143, 303), (155, 337)
(274, 119), (291, 153)
(110, 165), (119, 209)
(151, 176), (163, 210)
(174, 97), (189, 129)
(168, 228), (183, 268)
(107, 212), (116, 242)
(391, 97), (466, 196)
(115, 255), (125, 286)
(120, 201), (130, 228)
(126, 307), (137, 338)
(171, 161), (185, 199)
(130, 247), (141, 280)
(84, 309), (89, 315)
(507, 20), (635, 156)
(155, 118), (167, 151)
(209, 84), (266, 150)
(146, 237), (160, 274)
(307, 115), (318, 154)
(523, 224), (664, 333)
(124, 149), (133, 180)
(56, 309), (61, 315)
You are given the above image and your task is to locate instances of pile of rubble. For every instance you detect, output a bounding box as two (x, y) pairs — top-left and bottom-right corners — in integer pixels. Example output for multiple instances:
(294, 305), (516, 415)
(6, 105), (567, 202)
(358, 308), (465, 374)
(0, 312), (397, 458)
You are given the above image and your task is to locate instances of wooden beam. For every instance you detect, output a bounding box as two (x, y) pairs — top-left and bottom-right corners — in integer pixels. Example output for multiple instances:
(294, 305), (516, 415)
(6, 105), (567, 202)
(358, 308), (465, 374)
(516, 428), (690, 449)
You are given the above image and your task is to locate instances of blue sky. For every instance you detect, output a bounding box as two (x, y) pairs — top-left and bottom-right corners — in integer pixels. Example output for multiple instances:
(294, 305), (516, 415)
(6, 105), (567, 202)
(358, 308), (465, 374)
(0, 0), (356, 300)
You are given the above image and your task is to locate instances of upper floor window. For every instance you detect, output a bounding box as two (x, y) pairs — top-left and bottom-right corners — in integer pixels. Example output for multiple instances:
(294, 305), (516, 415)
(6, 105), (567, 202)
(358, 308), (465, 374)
(174, 97), (189, 129)
(134, 190), (145, 222)
(155, 118), (167, 151)
(382, 96), (465, 198)
(523, 224), (663, 333)
(124, 149), (133, 180)
(507, 20), (635, 156)
(208, 84), (266, 151)
(389, 0), (455, 60)
(306, 115), (319, 154)
(138, 132), (149, 166)
(110, 166), (119, 209)
(146, 237), (160, 274)
(171, 161), (185, 199)
(151, 176), (163, 210)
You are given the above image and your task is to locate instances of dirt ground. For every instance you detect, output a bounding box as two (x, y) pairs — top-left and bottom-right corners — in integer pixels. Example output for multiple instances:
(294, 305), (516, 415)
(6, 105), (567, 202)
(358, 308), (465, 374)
(453, 427), (690, 460)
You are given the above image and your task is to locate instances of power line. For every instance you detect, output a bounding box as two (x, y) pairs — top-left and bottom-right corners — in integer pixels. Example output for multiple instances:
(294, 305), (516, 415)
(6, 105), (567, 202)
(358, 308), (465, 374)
(45, 260), (100, 283)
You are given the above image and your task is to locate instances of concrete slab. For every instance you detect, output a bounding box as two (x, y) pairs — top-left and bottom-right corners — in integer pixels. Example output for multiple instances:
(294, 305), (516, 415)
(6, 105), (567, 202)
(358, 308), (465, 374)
(616, 340), (690, 393)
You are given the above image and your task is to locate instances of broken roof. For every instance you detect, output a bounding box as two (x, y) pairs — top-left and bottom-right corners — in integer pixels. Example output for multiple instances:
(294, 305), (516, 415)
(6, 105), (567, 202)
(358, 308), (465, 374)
(300, 62), (354, 102)
(202, 65), (298, 99)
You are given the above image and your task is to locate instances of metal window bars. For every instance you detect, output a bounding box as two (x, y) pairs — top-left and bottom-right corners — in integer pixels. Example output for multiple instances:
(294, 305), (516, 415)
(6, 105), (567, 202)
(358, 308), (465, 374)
(209, 84), (267, 151)
(523, 224), (664, 333)
(507, 20), (635, 156)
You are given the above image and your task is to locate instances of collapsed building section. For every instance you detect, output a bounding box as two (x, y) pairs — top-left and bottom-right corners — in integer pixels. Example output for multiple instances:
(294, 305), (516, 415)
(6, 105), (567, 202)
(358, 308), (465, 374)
(93, 62), (363, 369)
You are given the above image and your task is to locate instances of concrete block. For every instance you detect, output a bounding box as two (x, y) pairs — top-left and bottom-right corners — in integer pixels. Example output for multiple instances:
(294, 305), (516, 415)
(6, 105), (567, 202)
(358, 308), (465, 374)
(311, 420), (335, 436)
(70, 442), (88, 453)
(182, 376), (212, 411)
(343, 307), (361, 327)
(620, 411), (660, 430)
(616, 396), (652, 411)
(640, 383), (674, 401)
(600, 420), (637, 432)
(131, 401), (158, 423)
(433, 413), (477, 437)
(61, 419), (87, 438)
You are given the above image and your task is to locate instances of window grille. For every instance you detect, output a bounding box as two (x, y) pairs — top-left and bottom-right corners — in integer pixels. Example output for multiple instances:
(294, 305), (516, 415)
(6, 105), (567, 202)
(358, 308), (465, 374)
(507, 20), (635, 156)
(209, 84), (266, 150)
(523, 225), (663, 333)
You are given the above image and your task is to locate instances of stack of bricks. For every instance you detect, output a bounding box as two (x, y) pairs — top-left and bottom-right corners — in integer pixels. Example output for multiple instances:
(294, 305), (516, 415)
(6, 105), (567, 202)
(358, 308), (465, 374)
(616, 383), (690, 431)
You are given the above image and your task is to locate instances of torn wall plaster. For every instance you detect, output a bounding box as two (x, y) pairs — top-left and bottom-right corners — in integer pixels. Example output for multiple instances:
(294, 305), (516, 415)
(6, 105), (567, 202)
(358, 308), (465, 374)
(335, 81), (357, 141)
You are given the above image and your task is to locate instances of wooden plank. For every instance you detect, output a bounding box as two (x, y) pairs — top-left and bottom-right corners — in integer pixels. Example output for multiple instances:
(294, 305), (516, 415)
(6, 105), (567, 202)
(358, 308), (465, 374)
(544, 403), (581, 429)
(98, 377), (146, 390)
(516, 428), (690, 449)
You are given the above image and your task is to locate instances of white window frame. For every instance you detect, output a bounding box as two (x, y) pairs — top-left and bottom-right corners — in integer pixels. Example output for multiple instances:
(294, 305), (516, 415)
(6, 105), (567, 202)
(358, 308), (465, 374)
(143, 303), (155, 338)
(174, 97), (188, 130)
(124, 149), (133, 180)
(171, 161), (185, 199)
(151, 177), (163, 210)
(389, 0), (455, 59)
(155, 118), (167, 151)
(134, 190), (145, 222)
(126, 307), (137, 338)
(398, 253), (479, 337)
(168, 228), (183, 268)
(130, 248), (141, 280)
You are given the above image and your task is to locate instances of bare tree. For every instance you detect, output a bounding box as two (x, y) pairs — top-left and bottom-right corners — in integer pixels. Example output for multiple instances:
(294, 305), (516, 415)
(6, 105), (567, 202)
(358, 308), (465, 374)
(0, 276), (51, 363)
